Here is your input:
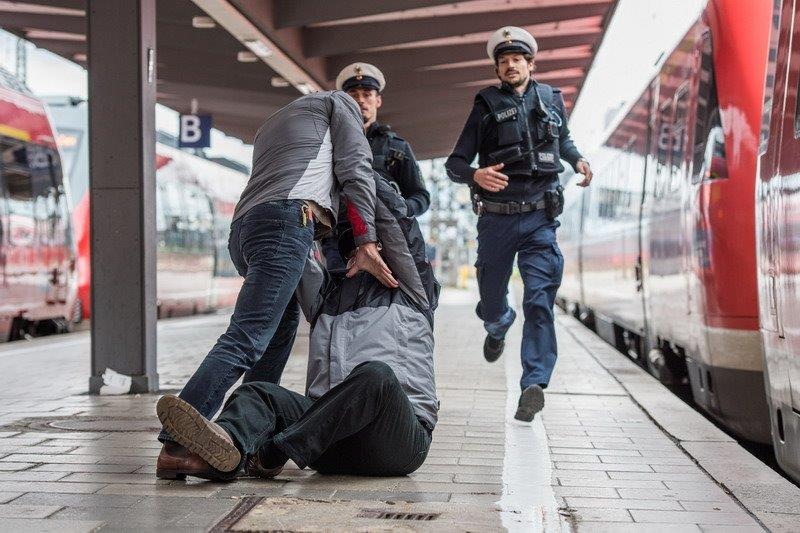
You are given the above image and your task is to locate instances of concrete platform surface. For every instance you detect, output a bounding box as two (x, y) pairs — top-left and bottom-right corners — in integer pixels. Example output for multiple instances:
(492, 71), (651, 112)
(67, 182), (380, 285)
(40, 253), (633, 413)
(0, 286), (796, 532)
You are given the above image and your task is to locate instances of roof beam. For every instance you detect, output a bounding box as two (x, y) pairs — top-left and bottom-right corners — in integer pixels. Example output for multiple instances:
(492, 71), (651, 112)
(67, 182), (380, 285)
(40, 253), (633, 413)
(326, 31), (601, 79)
(303, 3), (611, 56)
(274, 0), (456, 28)
(0, 12), (85, 34)
(381, 57), (589, 91)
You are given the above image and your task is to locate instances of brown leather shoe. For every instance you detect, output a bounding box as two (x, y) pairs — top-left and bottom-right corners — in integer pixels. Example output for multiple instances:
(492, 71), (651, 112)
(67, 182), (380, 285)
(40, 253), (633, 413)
(156, 442), (229, 480)
(243, 453), (285, 480)
(156, 395), (241, 473)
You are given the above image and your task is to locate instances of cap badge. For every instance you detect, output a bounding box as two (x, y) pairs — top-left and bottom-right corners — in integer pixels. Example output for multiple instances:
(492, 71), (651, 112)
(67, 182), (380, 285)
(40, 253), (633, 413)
(503, 29), (512, 43)
(354, 65), (363, 80)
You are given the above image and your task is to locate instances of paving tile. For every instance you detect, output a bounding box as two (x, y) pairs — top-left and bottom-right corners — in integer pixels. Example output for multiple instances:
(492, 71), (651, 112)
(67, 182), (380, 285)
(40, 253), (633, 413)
(0, 471), (68, 482)
(565, 497), (681, 510)
(0, 481), (106, 494)
(0, 518), (106, 532)
(0, 491), (22, 504)
(331, 490), (452, 502)
(11, 492), (145, 508)
(552, 486), (619, 498)
(60, 472), (166, 484)
(609, 471), (711, 482)
(557, 477), (666, 489)
(554, 462), (654, 472)
(680, 500), (743, 512)
(574, 522), (701, 532)
(97, 483), (223, 497)
(0, 462), (35, 471)
(0, 504), (62, 518)
(1, 454), (100, 464)
(570, 508), (633, 522)
(618, 488), (729, 502)
(599, 455), (693, 465)
(31, 463), (139, 474)
(550, 447), (641, 457)
(395, 481), (500, 494)
(629, 510), (758, 525)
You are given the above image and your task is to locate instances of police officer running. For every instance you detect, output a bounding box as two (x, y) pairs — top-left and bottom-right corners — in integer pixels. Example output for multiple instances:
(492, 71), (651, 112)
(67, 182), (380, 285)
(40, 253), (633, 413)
(336, 63), (430, 217)
(445, 27), (593, 422)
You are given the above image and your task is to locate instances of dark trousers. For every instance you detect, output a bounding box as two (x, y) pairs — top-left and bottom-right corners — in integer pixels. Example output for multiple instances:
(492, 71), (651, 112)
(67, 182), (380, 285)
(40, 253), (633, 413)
(159, 200), (314, 443)
(475, 209), (564, 390)
(216, 361), (432, 476)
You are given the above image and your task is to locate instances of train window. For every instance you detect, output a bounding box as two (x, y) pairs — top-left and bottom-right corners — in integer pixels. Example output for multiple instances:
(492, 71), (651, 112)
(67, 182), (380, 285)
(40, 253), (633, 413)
(693, 32), (719, 184)
(654, 100), (673, 197)
(0, 137), (35, 245)
(670, 86), (690, 191)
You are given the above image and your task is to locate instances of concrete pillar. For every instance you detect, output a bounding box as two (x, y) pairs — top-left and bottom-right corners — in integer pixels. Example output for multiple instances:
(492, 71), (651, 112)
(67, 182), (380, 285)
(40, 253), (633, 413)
(87, 0), (159, 393)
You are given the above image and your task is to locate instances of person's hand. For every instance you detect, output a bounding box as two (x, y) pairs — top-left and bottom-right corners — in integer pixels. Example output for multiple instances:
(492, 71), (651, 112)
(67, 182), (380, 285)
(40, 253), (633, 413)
(346, 242), (399, 288)
(576, 159), (593, 187)
(473, 163), (509, 192)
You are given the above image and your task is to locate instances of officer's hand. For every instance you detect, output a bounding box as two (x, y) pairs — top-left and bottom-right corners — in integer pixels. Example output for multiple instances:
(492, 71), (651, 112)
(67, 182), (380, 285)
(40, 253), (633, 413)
(346, 242), (400, 288)
(474, 163), (509, 192)
(576, 159), (593, 187)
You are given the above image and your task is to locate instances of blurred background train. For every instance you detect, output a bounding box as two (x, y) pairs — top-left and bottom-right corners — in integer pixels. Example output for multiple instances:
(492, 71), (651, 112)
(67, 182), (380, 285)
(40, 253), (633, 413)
(557, 0), (800, 482)
(0, 67), (247, 342)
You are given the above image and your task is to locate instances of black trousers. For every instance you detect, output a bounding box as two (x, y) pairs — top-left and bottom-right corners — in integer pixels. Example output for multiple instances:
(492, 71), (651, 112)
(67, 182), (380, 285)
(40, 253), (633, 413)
(216, 361), (432, 476)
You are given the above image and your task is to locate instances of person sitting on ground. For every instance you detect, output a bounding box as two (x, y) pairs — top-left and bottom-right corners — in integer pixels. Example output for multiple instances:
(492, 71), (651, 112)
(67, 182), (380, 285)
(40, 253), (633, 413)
(156, 174), (440, 479)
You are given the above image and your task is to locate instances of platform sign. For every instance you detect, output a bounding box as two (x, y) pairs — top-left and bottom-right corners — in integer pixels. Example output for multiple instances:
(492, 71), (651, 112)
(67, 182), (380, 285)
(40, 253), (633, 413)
(178, 114), (212, 148)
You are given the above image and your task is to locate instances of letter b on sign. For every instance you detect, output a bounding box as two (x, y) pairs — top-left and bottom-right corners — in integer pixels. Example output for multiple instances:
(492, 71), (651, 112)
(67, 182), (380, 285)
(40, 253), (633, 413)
(179, 114), (211, 148)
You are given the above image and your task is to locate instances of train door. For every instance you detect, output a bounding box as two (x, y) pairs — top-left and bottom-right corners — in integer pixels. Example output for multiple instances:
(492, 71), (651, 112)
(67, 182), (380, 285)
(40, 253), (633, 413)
(0, 136), (40, 316)
(773, 2), (800, 413)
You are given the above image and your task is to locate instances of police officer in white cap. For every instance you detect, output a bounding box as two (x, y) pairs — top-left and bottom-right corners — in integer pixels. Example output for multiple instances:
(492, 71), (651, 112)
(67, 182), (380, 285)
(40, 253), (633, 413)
(336, 63), (430, 218)
(445, 27), (593, 422)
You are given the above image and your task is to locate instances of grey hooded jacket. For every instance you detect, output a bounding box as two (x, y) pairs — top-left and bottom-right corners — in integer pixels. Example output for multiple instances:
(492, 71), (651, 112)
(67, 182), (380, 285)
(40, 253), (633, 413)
(296, 175), (440, 429)
(232, 91), (377, 244)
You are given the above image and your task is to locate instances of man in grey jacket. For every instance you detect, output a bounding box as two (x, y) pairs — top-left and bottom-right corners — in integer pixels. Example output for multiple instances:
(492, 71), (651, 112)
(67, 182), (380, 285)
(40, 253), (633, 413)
(156, 175), (438, 480)
(156, 91), (398, 479)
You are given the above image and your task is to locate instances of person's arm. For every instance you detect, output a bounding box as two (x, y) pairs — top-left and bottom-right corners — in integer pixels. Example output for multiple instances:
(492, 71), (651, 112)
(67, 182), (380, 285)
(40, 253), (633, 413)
(330, 91), (377, 245)
(446, 101), (510, 193)
(554, 90), (592, 187)
(330, 92), (399, 287)
(396, 142), (430, 216)
(445, 103), (483, 185)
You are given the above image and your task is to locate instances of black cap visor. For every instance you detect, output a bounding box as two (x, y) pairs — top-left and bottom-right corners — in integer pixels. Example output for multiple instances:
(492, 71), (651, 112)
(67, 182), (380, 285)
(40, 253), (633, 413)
(342, 75), (381, 92)
(493, 41), (533, 61)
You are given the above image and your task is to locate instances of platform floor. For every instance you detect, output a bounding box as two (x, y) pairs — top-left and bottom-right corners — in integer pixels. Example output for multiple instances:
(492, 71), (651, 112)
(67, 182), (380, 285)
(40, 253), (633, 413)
(0, 287), (797, 532)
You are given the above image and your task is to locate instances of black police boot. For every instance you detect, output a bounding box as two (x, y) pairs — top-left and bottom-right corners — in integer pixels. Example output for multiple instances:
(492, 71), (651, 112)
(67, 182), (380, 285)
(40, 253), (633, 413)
(514, 384), (545, 422)
(483, 334), (505, 363)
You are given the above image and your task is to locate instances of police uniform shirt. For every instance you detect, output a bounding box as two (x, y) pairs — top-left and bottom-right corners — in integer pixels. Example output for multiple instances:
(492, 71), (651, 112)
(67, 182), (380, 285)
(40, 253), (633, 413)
(367, 122), (430, 217)
(445, 79), (583, 204)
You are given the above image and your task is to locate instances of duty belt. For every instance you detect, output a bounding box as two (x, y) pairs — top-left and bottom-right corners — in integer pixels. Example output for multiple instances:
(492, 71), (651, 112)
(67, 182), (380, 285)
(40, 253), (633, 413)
(480, 198), (546, 215)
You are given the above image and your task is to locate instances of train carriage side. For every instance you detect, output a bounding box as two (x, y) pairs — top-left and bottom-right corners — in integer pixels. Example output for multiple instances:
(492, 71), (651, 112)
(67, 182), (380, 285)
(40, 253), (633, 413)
(757, 0), (800, 483)
(0, 69), (78, 342)
(560, 0), (772, 444)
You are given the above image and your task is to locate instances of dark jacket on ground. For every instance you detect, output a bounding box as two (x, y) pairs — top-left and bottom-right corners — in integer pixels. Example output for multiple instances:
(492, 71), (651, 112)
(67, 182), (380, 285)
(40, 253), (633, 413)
(296, 174), (440, 429)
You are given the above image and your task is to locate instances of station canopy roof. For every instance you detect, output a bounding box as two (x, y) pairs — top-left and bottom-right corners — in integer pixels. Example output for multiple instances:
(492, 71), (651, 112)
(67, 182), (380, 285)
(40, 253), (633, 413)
(1, 0), (617, 159)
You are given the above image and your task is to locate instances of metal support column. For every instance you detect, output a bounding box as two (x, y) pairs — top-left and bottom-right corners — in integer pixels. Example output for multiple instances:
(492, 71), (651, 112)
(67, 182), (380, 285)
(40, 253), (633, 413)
(87, 0), (159, 393)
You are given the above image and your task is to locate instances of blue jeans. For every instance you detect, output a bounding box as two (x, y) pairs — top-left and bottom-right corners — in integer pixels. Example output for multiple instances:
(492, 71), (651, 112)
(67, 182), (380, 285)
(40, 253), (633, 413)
(475, 209), (564, 390)
(159, 200), (314, 443)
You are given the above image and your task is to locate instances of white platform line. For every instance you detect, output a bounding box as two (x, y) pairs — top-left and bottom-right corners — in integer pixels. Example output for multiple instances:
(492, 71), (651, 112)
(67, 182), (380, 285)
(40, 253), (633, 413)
(498, 283), (567, 532)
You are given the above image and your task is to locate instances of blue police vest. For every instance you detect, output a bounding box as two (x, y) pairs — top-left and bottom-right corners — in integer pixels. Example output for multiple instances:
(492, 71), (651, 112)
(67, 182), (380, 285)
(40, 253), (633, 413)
(476, 82), (563, 176)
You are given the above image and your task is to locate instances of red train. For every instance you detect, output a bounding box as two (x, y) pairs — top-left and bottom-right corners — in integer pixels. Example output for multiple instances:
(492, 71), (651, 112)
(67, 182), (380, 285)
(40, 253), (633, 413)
(0, 67), (79, 341)
(558, 0), (773, 447)
(757, 0), (800, 484)
(48, 97), (246, 322)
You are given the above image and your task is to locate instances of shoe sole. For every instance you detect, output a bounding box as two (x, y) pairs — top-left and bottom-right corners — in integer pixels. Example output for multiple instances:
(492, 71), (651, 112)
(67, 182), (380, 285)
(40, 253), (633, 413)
(514, 385), (545, 422)
(156, 395), (240, 473)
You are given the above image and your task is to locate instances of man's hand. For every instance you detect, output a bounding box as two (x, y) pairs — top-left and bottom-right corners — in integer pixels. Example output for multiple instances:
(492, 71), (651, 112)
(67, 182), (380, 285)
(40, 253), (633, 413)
(474, 163), (509, 192)
(346, 242), (399, 288)
(576, 159), (593, 187)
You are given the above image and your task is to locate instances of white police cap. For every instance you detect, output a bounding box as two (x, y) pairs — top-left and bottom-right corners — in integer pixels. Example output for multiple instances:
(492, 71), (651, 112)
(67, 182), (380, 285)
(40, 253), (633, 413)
(335, 63), (386, 92)
(486, 26), (538, 61)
